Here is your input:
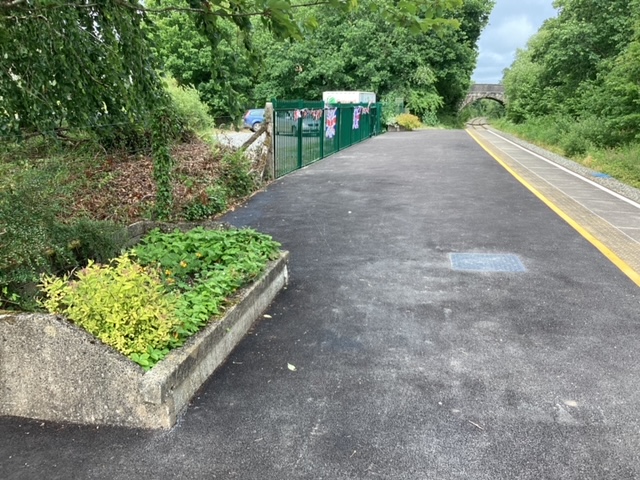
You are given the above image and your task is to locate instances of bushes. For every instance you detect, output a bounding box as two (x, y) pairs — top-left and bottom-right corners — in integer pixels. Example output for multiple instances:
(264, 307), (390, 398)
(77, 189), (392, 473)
(0, 179), (59, 291)
(181, 149), (257, 221)
(134, 227), (280, 340)
(39, 227), (281, 369)
(40, 254), (181, 369)
(0, 180), (128, 310)
(395, 113), (423, 131)
(183, 185), (229, 221)
(219, 149), (257, 198)
(164, 77), (213, 132)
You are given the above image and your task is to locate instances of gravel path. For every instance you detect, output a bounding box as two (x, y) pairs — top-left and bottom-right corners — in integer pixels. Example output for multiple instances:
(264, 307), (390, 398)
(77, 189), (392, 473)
(213, 130), (265, 150)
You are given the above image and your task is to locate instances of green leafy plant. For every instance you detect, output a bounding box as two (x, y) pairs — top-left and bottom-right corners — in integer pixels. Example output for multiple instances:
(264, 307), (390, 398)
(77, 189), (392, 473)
(381, 94), (406, 127)
(395, 113), (423, 131)
(219, 149), (257, 199)
(560, 129), (590, 157)
(152, 106), (177, 220)
(39, 254), (182, 370)
(183, 185), (229, 221)
(51, 219), (128, 270)
(0, 180), (58, 290)
(0, 175), (128, 310)
(164, 77), (214, 132)
(38, 227), (281, 369)
(133, 227), (281, 339)
(421, 111), (439, 127)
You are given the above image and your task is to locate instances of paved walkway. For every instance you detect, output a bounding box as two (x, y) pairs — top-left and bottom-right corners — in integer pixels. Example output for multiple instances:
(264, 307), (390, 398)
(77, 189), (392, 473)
(1, 130), (639, 479)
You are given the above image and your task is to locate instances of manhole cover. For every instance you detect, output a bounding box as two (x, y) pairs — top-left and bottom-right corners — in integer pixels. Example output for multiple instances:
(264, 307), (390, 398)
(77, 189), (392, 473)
(449, 253), (526, 272)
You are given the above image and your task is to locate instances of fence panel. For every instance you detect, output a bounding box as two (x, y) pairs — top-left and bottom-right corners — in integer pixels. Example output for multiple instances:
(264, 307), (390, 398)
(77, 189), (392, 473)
(273, 100), (382, 178)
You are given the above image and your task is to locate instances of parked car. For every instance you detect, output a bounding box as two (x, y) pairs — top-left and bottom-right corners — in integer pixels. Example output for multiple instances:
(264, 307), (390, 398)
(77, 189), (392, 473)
(243, 108), (265, 132)
(275, 111), (321, 136)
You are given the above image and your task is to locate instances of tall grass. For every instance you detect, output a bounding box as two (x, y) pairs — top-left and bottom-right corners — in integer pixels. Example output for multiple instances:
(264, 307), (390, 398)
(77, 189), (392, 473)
(588, 144), (640, 188)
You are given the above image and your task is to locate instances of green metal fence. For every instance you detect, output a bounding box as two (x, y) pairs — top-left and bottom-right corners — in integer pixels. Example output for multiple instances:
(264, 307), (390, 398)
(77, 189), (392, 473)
(272, 99), (382, 178)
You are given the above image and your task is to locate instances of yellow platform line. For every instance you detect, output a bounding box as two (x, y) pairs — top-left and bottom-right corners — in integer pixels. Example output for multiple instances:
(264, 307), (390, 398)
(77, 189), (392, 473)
(466, 128), (640, 287)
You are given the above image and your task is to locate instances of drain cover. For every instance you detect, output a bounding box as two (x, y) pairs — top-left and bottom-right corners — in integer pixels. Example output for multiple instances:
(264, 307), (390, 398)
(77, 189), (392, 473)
(449, 253), (526, 272)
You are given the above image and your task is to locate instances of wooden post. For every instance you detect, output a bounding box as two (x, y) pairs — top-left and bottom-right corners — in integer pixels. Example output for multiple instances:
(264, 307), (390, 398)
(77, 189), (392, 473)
(264, 102), (275, 180)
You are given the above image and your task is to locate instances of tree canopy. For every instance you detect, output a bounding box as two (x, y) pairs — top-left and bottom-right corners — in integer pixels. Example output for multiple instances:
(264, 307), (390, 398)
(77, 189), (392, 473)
(502, 0), (640, 145)
(0, 0), (165, 142)
(1, 0), (474, 137)
(149, 0), (493, 121)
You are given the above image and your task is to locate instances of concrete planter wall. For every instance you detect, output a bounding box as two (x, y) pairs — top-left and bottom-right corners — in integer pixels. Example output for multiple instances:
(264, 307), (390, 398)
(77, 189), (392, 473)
(0, 252), (288, 429)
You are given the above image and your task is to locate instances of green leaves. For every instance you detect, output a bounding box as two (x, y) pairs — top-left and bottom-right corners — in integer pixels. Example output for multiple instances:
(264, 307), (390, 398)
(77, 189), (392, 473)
(1, 0), (167, 141)
(39, 254), (183, 370)
(503, 0), (640, 148)
(133, 227), (281, 345)
(254, 0), (491, 115)
(398, 1), (417, 16)
(39, 226), (281, 370)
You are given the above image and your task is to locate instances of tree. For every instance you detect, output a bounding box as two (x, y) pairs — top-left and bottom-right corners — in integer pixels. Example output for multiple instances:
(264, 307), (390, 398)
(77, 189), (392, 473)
(0, 0), (166, 143)
(503, 0), (637, 127)
(147, 0), (255, 123)
(1, 0), (469, 135)
(502, 46), (548, 122)
(252, 0), (493, 118)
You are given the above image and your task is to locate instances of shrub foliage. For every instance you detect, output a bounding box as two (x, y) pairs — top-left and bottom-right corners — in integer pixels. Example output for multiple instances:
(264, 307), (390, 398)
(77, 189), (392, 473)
(0, 177), (128, 310)
(395, 113), (423, 131)
(40, 255), (181, 366)
(39, 227), (281, 370)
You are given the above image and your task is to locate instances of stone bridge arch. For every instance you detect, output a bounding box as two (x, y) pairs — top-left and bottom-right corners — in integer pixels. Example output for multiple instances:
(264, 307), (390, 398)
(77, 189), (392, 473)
(459, 84), (506, 110)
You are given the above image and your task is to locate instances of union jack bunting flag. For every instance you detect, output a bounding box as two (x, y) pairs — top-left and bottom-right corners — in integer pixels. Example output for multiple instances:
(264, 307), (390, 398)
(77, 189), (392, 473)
(325, 108), (337, 139)
(352, 107), (361, 129)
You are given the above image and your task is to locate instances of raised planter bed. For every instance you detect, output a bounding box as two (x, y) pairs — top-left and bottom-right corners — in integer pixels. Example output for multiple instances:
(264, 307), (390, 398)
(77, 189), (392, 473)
(0, 251), (288, 429)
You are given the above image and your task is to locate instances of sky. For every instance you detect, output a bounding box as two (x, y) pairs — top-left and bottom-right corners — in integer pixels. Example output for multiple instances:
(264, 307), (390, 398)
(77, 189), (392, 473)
(471, 0), (558, 84)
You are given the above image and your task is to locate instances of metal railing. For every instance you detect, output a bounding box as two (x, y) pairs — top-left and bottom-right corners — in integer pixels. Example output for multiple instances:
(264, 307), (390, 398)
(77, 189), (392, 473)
(272, 100), (382, 178)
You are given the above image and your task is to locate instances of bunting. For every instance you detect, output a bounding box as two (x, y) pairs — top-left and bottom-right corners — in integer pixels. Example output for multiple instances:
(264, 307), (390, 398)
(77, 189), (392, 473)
(325, 108), (337, 139)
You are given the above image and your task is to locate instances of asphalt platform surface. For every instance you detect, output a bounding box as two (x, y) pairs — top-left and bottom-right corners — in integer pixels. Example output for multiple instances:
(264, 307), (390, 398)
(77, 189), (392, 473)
(2, 130), (640, 479)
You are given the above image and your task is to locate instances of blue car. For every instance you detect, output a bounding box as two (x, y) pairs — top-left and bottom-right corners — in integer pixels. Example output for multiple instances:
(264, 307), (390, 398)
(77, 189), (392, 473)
(243, 108), (265, 132)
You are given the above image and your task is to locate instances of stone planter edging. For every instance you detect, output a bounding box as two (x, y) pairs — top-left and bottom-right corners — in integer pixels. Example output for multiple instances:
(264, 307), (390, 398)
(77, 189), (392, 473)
(0, 251), (289, 429)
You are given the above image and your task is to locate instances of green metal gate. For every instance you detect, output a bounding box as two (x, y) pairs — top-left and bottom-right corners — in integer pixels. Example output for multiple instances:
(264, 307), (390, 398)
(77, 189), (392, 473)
(273, 100), (382, 178)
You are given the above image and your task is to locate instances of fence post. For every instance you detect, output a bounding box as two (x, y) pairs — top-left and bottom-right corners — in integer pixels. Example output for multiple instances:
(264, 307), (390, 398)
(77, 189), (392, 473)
(336, 106), (341, 151)
(320, 106), (325, 160)
(264, 102), (275, 179)
(296, 101), (303, 169)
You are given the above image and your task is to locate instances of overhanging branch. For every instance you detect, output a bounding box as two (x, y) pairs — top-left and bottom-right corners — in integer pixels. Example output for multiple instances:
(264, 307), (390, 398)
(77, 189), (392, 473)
(1, 0), (333, 18)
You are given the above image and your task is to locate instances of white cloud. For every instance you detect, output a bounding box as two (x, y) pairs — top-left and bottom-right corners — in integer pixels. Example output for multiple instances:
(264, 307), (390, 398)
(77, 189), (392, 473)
(471, 0), (557, 84)
(490, 16), (536, 47)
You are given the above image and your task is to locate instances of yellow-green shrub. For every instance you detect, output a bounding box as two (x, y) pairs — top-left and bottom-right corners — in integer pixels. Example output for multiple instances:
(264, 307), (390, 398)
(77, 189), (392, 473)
(39, 254), (181, 369)
(396, 113), (422, 131)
